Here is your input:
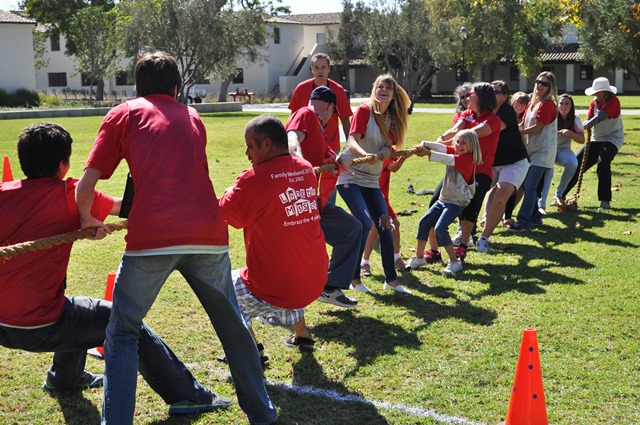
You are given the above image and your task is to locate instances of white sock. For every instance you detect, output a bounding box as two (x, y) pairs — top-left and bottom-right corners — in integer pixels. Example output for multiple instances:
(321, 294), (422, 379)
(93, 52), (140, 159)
(394, 253), (401, 261)
(361, 259), (370, 266)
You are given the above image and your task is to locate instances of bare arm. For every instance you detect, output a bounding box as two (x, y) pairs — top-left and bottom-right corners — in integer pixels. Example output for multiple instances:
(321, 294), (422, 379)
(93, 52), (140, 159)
(287, 130), (305, 158)
(520, 119), (544, 136)
(76, 167), (111, 237)
(340, 117), (351, 143)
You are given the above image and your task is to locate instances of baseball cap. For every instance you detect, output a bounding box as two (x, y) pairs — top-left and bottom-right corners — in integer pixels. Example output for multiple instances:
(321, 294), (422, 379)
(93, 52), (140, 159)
(310, 85), (336, 105)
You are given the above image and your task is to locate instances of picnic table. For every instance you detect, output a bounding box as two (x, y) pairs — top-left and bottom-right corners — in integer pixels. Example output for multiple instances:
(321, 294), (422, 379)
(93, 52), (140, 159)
(228, 88), (254, 103)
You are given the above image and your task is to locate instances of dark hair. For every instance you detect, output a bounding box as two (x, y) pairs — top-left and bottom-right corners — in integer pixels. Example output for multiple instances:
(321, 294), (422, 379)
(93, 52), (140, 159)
(491, 80), (511, 106)
(557, 93), (576, 131)
(473, 82), (497, 113)
(17, 122), (72, 178)
(135, 51), (182, 97)
(246, 114), (288, 150)
(311, 52), (330, 68)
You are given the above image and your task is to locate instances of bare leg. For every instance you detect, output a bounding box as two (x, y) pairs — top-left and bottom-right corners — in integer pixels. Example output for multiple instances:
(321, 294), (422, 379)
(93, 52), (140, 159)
(482, 182), (515, 239)
(362, 224), (378, 262)
(443, 245), (456, 262)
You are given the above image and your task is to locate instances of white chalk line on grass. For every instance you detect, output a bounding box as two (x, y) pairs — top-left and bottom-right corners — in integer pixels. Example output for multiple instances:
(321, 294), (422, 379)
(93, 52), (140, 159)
(188, 361), (487, 425)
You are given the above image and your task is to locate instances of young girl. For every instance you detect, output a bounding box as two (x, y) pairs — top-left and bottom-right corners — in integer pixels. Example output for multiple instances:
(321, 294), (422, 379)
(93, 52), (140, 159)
(337, 74), (412, 294)
(408, 130), (483, 275)
(540, 94), (584, 209)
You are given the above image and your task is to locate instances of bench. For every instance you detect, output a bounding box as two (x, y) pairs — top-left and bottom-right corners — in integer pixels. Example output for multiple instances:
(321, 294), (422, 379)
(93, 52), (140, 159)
(228, 88), (254, 103)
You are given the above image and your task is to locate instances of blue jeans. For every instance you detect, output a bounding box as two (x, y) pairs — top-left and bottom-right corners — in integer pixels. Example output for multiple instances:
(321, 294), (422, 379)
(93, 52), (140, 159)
(416, 200), (465, 247)
(517, 165), (549, 228)
(103, 253), (276, 425)
(320, 201), (362, 290)
(337, 184), (396, 282)
(0, 296), (208, 403)
(539, 147), (579, 207)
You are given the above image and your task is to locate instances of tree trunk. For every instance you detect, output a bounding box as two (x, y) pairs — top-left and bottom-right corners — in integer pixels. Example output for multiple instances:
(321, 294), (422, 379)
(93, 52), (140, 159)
(218, 74), (234, 102)
(96, 79), (105, 101)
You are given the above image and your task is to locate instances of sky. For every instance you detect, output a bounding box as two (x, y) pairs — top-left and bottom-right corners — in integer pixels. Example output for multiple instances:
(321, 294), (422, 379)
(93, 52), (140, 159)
(0, 0), (346, 14)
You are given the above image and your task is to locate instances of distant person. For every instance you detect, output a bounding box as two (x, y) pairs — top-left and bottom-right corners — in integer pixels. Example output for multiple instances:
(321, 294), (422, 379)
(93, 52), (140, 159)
(1, 122), (225, 417)
(289, 52), (353, 204)
(219, 115), (328, 357)
(452, 82), (473, 125)
(75, 51), (276, 425)
(561, 77), (623, 210)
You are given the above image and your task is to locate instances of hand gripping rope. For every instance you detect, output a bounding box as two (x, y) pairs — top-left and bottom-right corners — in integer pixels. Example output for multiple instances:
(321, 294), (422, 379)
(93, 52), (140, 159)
(563, 127), (592, 212)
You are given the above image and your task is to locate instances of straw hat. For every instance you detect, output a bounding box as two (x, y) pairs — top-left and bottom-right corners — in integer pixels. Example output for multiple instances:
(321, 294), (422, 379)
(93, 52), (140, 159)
(585, 77), (617, 96)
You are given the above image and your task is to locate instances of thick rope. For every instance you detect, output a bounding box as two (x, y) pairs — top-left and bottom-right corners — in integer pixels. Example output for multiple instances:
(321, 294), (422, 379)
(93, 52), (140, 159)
(564, 127), (592, 209)
(0, 220), (128, 260)
(313, 146), (422, 174)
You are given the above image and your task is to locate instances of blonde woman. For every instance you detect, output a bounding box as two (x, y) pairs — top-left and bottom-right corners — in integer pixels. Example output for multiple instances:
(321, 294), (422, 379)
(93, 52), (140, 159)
(337, 74), (411, 294)
(510, 71), (557, 232)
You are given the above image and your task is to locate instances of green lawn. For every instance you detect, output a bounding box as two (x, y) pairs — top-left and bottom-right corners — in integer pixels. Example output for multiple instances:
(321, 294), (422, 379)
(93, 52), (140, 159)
(1, 111), (638, 425)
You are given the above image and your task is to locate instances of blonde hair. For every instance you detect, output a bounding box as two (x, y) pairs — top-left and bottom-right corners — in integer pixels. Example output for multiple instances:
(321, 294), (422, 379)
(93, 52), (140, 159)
(532, 71), (557, 104)
(455, 129), (483, 165)
(368, 74), (411, 149)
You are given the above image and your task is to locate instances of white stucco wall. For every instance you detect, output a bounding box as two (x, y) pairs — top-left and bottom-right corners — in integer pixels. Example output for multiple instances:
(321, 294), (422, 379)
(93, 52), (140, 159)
(0, 23), (37, 92)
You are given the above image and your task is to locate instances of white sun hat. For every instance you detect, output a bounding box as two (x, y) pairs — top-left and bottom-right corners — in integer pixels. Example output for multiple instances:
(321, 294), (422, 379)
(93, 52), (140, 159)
(585, 77), (617, 96)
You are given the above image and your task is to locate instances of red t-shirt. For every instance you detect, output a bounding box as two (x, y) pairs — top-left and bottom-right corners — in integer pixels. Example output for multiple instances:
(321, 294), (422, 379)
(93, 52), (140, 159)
(447, 146), (475, 184)
(220, 155), (328, 309)
(288, 78), (353, 152)
(0, 178), (114, 327)
(588, 95), (621, 119)
(459, 109), (501, 178)
(85, 94), (228, 251)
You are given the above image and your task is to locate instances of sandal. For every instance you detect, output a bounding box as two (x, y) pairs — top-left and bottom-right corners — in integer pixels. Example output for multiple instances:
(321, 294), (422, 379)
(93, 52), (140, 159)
(284, 336), (315, 352)
(216, 342), (269, 368)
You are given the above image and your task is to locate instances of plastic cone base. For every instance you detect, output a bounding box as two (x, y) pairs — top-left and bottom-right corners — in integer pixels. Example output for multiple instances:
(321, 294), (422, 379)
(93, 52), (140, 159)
(2, 156), (13, 182)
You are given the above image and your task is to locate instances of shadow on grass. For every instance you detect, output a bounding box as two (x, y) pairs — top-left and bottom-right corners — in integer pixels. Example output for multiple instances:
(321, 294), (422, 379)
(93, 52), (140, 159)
(46, 390), (101, 425)
(262, 353), (391, 425)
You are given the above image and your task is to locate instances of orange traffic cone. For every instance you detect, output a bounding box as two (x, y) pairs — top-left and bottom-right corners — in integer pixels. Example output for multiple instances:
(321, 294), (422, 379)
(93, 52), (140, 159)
(502, 328), (548, 425)
(2, 156), (13, 182)
(88, 272), (116, 358)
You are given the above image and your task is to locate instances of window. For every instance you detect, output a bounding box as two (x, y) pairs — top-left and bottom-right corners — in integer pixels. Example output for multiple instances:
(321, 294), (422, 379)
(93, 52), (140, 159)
(623, 69), (630, 80)
(81, 73), (97, 87)
(455, 68), (464, 82)
(316, 33), (326, 44)
(510, 66), (520, 82)
(48, 72), (67, 87)
(193, 75), (210, 84)
(233, 68), (244, 84)
(115, 71), (134, 86)
(50, 34), (60, 51)
(274, 27), (280, 44)
(580, 65), (593, 80)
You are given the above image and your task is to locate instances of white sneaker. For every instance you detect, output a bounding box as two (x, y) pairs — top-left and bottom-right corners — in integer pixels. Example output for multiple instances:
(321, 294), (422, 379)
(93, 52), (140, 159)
(351, 282), (372, 293)
(477, 236), (490, 253)
(444, 260), (463, 275)
(382, 282), (412, 294)
(408, 256), (427, 270)
(452, 231), (474, 247)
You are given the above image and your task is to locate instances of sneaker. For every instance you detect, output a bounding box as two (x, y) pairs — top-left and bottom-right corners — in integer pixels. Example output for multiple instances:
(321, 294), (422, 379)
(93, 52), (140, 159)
(382, 282), (412, 294)
(477, 236), (490, 253)
(350, 282), (372, 293)
(452, 231), (474, 247)
(43, 371), (103, 393)
(408, 256), (427, 270)
(169, 389), (233, 415)
(317, 288), (358, 308)
(395, 257), (407, 272)
(444, 260), (463, 275)
(360, 263), (371, 277)
(423, 249), (442, 264)
(508, 222), (530, 232)
(599, 201), (611, 210)
(538, 207), (547, 215)
(454, 246), (467, 263)
(502, 219), (515, 229)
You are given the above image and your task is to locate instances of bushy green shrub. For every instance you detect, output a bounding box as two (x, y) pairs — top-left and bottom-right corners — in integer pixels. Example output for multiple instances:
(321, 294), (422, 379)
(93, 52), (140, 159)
(38, 93), (62, 106)
(0, 88), (40, 108)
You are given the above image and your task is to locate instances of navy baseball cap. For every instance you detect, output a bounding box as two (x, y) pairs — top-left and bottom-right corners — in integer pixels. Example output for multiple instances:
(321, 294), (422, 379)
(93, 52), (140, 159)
(310, 85), (336, 105)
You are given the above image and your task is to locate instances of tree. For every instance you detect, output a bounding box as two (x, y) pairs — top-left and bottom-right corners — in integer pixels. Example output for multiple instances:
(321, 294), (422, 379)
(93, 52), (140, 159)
(568, 0), (640, 86)
(117, 0), (278, 102)
(66, 7), (119, 100)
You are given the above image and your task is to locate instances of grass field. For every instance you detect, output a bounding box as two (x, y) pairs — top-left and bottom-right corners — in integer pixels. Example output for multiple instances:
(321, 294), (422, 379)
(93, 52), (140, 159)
(0, 110), (639, 425)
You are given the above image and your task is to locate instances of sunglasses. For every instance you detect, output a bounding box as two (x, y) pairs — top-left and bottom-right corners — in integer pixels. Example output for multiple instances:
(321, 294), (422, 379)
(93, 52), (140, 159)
(535, 79), (550, 87)
(493, 89), (505, 95)
(459, 94), (469, 100)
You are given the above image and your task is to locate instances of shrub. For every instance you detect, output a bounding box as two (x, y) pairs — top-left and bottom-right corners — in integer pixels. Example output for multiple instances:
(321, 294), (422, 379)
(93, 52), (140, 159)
(0, 88), (40, 108)
(38, 93), (62, 107)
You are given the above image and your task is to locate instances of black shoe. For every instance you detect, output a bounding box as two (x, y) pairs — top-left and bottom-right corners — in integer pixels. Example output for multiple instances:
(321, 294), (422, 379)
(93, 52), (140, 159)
(169, 389), (232, 415)
(317, 288), (358, 308)
(43, 371), (103, 393)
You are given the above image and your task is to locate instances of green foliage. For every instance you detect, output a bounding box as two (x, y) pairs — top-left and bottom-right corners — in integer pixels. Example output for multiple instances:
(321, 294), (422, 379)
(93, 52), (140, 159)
(38, 92), (63, 106)
(577, 0), (640, 85)
(0, 88), (40, 108)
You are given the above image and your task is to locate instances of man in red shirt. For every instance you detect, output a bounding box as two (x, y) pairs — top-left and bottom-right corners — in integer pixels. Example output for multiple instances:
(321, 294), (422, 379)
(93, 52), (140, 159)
(286, 86), (362, 308)
(75, 51), (276, 425)
(0, 122), (230, 414)
(220, 114), (328, 356)
(289, 53), (353, 203)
